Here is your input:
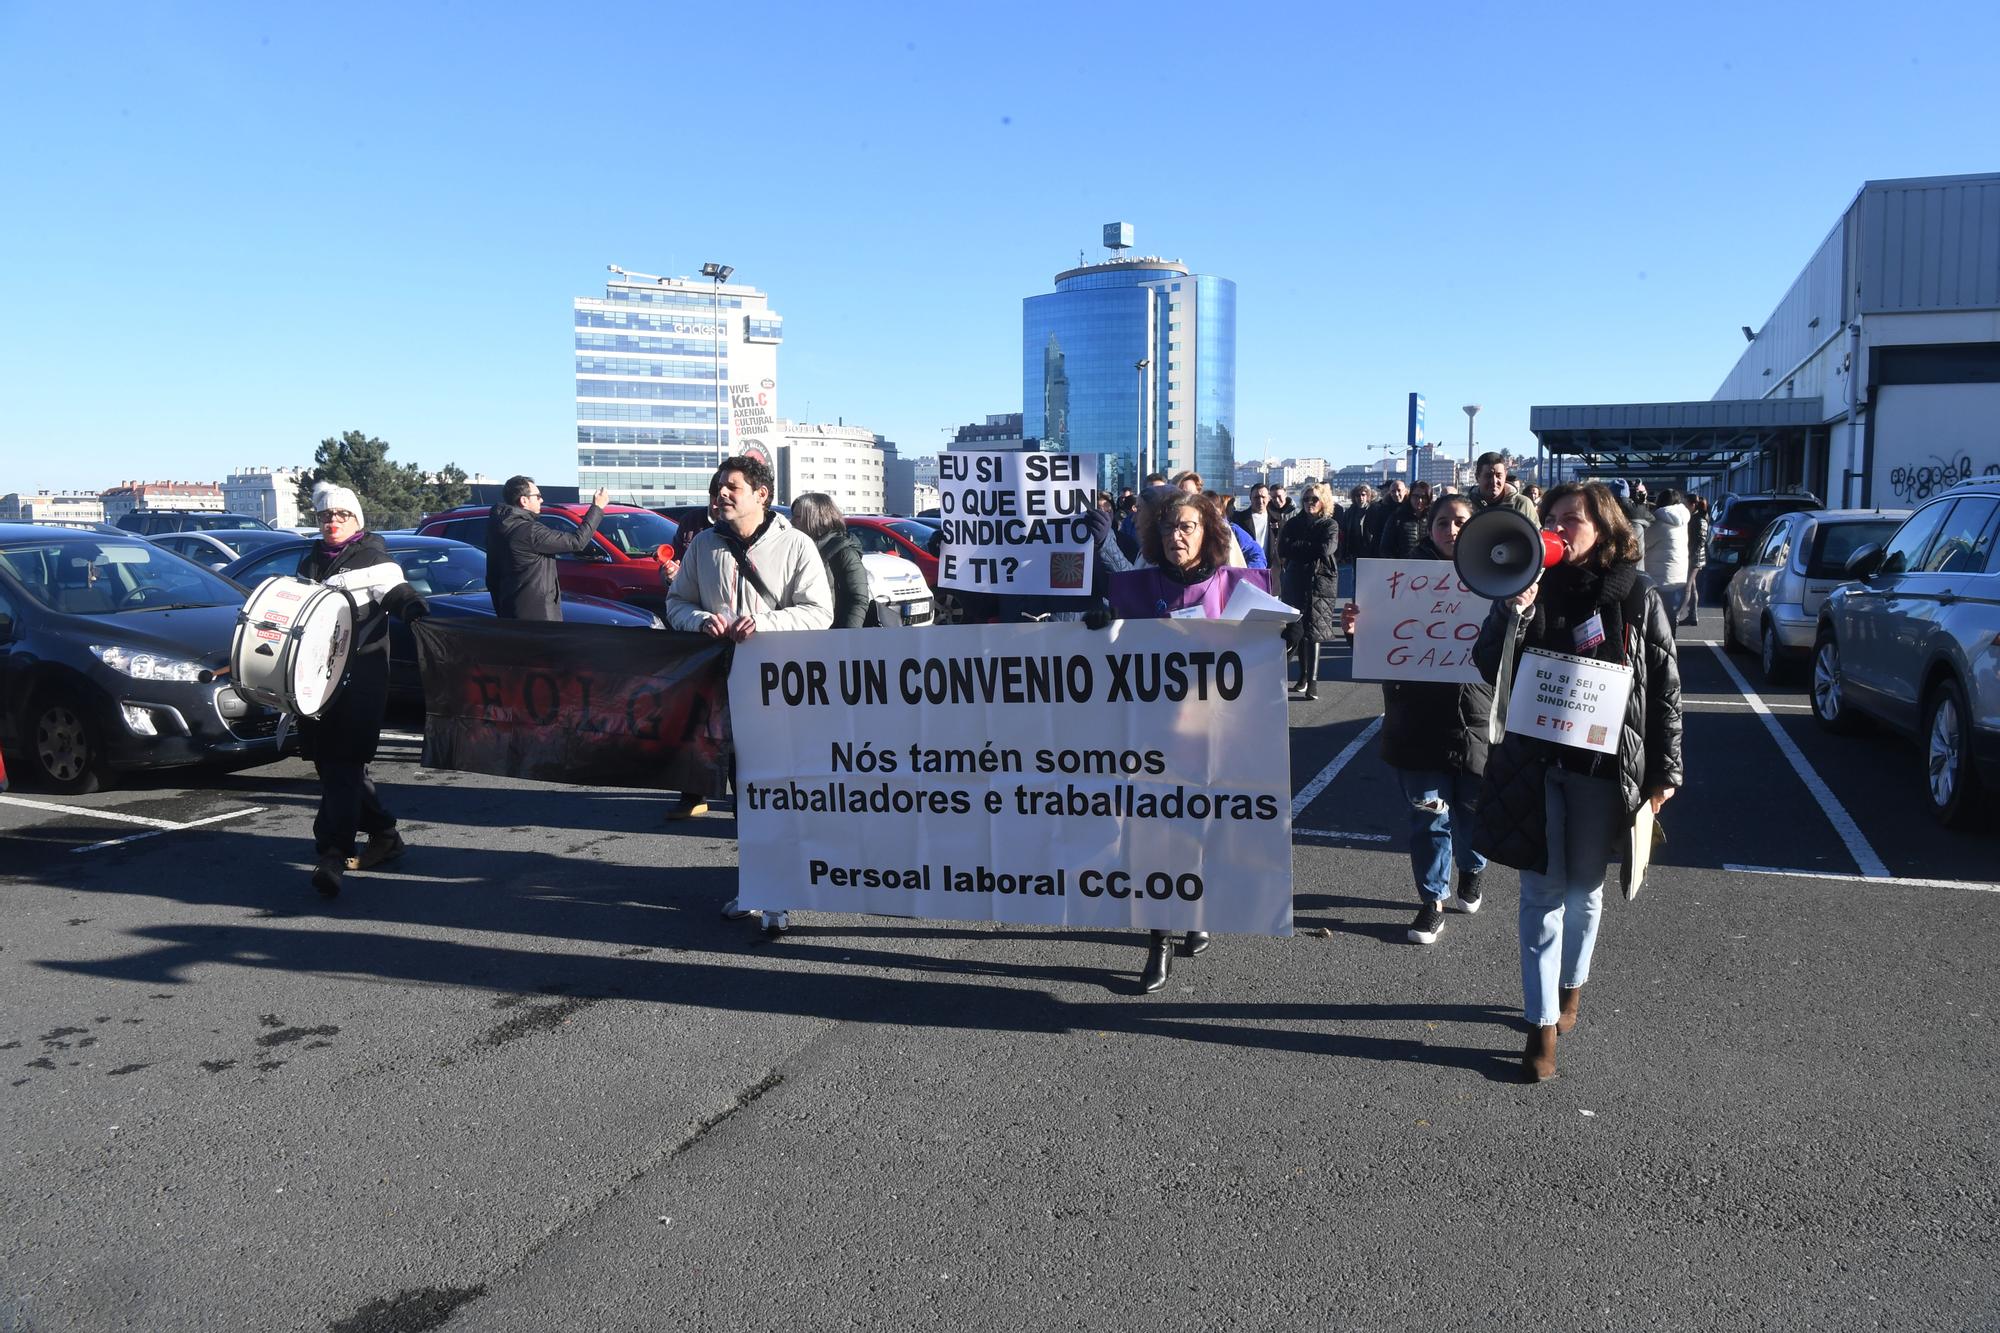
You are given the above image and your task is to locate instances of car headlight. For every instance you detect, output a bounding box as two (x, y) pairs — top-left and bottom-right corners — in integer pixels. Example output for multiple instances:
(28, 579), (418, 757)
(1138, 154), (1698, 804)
(89, 644), (208, 682)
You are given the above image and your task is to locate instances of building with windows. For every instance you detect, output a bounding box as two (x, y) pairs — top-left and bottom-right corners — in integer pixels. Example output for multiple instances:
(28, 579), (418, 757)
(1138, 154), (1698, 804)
(100, 481), (223, 521)
(1022, 226), (1237, 494)
(573, 266), (783, 508)
(772, 422), (885, 515)
(223, 467), (305, 527)
(0, 490), (106, 524)
(948, 413), (1026, 451)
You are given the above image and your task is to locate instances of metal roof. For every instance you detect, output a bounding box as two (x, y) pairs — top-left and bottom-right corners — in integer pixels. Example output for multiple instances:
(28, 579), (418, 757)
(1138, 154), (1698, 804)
(1530, 398), (1825, 475)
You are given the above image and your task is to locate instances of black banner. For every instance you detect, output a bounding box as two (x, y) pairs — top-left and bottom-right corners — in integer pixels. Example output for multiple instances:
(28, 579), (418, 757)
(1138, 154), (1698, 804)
(412, 619), (731, 792)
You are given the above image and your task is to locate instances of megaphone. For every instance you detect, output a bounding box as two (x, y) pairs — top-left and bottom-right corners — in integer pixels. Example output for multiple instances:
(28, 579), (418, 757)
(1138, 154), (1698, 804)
(1454, 507), (1567, 599)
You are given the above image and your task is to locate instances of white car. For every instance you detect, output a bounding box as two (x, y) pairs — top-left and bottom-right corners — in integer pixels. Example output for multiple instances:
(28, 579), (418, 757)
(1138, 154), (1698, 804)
(861, 552), (932, 625)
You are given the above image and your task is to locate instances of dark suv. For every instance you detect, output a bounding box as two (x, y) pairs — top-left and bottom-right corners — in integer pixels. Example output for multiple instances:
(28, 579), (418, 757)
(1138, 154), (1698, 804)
(1703, 492), (1821, 597)
(115, 510), (274, 536)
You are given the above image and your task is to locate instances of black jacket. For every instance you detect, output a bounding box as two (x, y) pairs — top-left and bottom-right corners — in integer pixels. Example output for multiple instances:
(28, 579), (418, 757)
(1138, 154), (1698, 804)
(814, 528), (871, 629)
(486, 502), (603, 621)
(294, 532), (420, 765)
(1378, 541), (1494, 777)
(1470, 560), (1685, 873)
(1279, 512), (1341, 641)
(1378, 502), (1426, 559)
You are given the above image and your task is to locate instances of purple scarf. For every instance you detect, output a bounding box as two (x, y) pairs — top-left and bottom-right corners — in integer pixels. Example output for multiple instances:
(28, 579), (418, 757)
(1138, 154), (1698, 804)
(319, 529), (364, 560)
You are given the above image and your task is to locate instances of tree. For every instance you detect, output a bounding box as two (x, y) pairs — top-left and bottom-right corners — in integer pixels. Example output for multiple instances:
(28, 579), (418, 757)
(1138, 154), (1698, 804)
(296, 430), (434, 530)
(427, 462), (471, 515)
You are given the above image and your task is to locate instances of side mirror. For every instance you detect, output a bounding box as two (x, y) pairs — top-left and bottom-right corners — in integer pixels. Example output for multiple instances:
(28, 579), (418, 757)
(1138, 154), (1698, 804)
(1843, 544), (1885, 579)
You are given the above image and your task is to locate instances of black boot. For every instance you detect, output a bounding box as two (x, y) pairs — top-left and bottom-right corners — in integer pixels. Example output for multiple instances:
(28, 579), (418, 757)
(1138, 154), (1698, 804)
(1182, 930), (1210, 957)
(1140, 930), (1173, 993)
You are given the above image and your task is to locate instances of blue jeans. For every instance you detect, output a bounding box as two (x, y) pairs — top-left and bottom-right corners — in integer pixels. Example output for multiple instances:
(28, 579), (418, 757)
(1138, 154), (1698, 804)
(1395, 767), (1487, 904)
(1518, 767), (1621, 1026)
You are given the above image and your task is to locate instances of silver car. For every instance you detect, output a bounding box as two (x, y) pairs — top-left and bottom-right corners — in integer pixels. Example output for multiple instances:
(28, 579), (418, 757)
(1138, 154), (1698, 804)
(1811, 479), (2000, 827)
(1723, 508), (1907, 682)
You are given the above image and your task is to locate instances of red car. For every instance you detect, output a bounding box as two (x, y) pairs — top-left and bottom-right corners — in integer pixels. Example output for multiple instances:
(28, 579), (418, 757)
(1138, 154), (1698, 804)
(844, 516), (961, 621)
(418, 504), (680, 612)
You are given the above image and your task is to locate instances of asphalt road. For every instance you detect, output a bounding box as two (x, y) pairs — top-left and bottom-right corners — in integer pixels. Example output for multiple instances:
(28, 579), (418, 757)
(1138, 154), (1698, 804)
(2, 606), (1996, 1332)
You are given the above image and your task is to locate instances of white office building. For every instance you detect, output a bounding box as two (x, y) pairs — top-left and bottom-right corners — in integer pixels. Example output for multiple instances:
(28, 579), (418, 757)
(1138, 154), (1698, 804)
(574, 266), (784, 508)
(223, 467), (305, 527)
(774, 422), (885, 515)
(1, 490), (106, 524)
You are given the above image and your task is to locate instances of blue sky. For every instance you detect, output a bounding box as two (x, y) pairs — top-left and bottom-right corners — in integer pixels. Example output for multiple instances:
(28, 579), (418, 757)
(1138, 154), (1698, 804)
(2, 0), (1995, 493)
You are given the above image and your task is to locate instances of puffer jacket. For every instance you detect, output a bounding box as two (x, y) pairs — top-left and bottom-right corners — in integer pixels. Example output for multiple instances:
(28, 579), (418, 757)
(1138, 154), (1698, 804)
(812, 528), (870, 629)
(1378, 541), (1494, 777)
(664, 511), (834, 633)
(1470, 560), (1684, 873)
(1278, 512), (1340, 641)
(1378, 502), (1427, 559)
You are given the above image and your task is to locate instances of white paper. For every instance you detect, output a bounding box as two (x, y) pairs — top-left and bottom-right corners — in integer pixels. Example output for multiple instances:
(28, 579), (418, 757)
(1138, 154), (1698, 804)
(729, 620), (1295, 935)
(1218, 579), (1301, 624)
(1505, 648), (1634, 754)
(1348, 558), (1483, 683)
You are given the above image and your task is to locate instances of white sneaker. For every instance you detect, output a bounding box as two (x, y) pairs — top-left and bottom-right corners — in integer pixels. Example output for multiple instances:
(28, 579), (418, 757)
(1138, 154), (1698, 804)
(720, 896), (754, 921)
(761, 910), (791, 935)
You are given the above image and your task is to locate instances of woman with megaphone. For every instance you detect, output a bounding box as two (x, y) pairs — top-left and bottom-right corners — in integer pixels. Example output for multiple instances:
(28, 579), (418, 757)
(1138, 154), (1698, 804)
(1468, 481), (1684, 1084)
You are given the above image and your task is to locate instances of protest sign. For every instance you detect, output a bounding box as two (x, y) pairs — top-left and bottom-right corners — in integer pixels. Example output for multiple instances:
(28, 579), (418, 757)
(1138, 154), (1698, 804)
(1504, 648), (1634, 755)
(730, 619), (1294, 935)
(1349, 558), (1484, 683)
(413, 619), (731, 792)
(935, 450), (1100, 597)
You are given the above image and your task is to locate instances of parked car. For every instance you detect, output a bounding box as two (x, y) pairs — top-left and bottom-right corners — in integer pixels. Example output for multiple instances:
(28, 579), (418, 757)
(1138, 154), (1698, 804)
(114, 510), (275, 536)
(0, 524), (289, 793)
(147, 527), (305, 572)
(1723, 508), (1907, 682)
(1810, 479), (2000, 827)
(1703, 492), (1821, 597)
(417, 504), (678, 612)
(221, 535), (661, 702)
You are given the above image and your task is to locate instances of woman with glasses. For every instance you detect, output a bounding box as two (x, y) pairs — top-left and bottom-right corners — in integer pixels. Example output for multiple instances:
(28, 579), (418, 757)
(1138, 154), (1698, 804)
(1279, 483), (1341, 700)
(1097, 489), (1274, 992)
(294, 483), (432, 898)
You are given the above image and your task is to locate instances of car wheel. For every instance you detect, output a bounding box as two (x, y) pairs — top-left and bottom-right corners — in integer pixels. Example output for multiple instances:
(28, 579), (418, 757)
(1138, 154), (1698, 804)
(1809, 633), (1861, 734)
(28, 688), (104, 795)
(933, 592), (961, 626)
(1923, 677), (1983, 828)
(1722, 607), (1745, 653)
(1759, 622), (1792, 684)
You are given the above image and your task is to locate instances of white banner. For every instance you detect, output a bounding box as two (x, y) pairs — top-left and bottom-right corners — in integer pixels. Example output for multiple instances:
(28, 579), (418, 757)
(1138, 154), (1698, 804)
(730, 619), (1294, 935)
(1349, 558), (1484, 683)
(1506, 648), (1634, 754)
(935, 450), (1099, 597)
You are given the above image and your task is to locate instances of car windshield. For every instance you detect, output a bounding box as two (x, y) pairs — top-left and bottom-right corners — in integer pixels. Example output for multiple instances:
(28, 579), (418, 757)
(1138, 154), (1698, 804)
(1726, 500), (1811, 534)
(189, 514), (269, 532)
(1808, 520), (1905, 578)
(0, 536), (245, 615)
(392, 544), (488, 595)
(883, 519), (942, 554)
(596, 511), (677, 557)
(212, 529), (296, 555)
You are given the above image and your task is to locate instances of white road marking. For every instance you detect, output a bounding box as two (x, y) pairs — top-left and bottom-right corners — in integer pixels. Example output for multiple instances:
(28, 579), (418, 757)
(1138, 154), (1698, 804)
(381, 730), (425, 741)
(1294, 828), (1394, 844)
(0, 794), (181, 829)
(1707, 644), (1890, 878)
(1291, 717), (1383, 820)
(69, 806), (266, 854)
(1683, 699), (1812, 712)
(1726, 864), (2000, 894)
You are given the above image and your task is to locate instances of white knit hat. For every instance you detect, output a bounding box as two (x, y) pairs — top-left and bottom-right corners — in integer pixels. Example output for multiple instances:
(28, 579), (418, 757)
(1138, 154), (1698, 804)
(311, 482), (365, 528)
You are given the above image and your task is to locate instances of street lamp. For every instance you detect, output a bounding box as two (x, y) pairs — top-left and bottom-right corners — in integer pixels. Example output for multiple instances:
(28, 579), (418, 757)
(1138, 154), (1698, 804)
(1134, 358), (1151, 483)
(701, 262), (734, 462)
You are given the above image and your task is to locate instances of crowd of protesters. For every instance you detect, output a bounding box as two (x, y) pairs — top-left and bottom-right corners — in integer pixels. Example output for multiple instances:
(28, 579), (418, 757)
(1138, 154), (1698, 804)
(297, 449), (1687, 1084)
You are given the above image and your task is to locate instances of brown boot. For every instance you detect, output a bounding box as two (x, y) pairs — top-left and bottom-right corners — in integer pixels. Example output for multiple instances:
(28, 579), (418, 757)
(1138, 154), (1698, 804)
(1557, 985), (1583, 1035)
(1523, 1025), (1558, 1082)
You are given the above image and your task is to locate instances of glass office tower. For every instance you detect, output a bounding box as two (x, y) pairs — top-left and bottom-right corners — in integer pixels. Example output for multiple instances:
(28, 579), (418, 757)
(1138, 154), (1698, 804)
(1022, 251), (1236, 495)
(573, 271), (783, 507)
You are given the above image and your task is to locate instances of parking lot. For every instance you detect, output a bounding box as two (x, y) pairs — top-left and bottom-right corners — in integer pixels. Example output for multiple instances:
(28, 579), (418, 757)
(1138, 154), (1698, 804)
(3, 605), (1996, 1332)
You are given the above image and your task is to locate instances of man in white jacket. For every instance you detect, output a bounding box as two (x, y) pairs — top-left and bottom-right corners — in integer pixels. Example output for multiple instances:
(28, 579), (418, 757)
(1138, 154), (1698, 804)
(662, 455), (833, 928)
(1642, 488), (1691, 632)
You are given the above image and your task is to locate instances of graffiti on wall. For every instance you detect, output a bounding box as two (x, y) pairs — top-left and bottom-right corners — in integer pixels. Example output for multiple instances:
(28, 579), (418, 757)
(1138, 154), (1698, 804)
(1887, 453), (2000, 504)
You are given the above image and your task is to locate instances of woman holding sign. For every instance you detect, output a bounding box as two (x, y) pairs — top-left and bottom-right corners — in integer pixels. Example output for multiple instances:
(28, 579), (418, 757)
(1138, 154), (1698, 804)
(1098, 490), (1271, 992)
(1472, 481), (1683, 1083)
(1343, 495), (1492, 946)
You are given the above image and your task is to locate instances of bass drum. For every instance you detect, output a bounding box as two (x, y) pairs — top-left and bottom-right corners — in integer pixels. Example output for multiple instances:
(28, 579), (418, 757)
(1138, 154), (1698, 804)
(231, 576), (357, 718)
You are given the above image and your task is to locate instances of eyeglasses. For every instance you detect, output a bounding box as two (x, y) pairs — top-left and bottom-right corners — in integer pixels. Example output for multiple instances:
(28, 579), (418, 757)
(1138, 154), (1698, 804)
(1165, 520), (1204, 536)
(315, 509), (358, 523)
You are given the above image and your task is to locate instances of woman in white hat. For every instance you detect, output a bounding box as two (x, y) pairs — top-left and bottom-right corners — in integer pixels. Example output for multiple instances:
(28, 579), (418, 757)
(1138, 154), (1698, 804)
(295, 482), (431, 897)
